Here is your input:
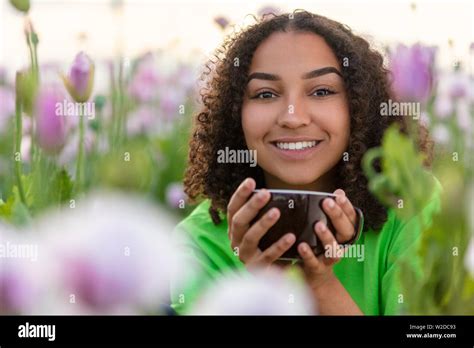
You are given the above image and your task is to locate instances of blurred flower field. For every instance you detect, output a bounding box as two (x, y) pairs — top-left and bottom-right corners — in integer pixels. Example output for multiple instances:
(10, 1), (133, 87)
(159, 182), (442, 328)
(0, 1), (473, 315)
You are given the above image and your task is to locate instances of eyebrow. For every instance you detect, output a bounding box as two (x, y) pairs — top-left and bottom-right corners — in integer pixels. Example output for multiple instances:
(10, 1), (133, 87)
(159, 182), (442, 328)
(247, 66), (343, 84)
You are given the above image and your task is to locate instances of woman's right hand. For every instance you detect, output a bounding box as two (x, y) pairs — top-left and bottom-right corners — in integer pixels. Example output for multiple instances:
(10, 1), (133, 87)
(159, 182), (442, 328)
(227, 177), (296, 269)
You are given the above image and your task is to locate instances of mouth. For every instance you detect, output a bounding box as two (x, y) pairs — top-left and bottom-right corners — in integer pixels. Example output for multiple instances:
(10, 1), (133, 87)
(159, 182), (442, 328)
(271, 140), (322, 151)
(269, 139), (324, 160)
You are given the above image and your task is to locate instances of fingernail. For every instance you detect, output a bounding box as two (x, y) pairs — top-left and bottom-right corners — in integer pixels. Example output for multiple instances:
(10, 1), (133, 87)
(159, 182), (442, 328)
(285, 234), (294, 243)
(258, 190), (267, 199)
(268, 208), (277, 218)
(340, 196), (347, 204)
(327, 199), (335, 208)
(317, 222), (325, 233)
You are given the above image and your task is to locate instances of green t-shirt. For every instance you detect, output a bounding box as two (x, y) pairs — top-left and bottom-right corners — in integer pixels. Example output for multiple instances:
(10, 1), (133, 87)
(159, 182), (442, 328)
(171, 180), (442, 315)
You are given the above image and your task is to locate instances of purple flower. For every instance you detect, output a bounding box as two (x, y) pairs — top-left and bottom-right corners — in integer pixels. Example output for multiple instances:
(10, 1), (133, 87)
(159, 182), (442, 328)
(0, 263), (36, 314)
(174, 64), (197, 95)
(448, 73), (470, 99)
(389, 44), (436, 104)
(0, 226), (43, 314)
(63, 52), (94, 103)
(214, 16), (230, 30)
(128, 53), (162, 103)
(159, 88), (185, 122)
(434, 96), (453, 119)
(35, 85), (67, 154)
(127, 106), (156, 136)
(166, 182), (186, 208)
(35, 192), (187, 314)
(258, 5), (281, 18)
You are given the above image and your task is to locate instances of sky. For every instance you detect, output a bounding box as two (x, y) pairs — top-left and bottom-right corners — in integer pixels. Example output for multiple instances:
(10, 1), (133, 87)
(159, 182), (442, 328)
(0, 0), (473, 78)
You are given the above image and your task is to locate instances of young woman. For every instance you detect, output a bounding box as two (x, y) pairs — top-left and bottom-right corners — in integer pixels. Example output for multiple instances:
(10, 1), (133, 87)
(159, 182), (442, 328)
(171, 10), (440, 315)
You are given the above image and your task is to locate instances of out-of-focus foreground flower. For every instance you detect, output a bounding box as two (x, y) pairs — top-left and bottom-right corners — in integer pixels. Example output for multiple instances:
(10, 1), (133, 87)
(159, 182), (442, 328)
(190, 269), (316, 315)
(1, 191), (190, 315)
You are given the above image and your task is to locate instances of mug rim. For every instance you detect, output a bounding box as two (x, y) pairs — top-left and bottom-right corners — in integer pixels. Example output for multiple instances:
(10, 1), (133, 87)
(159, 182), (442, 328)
(253, 188), (336, 197)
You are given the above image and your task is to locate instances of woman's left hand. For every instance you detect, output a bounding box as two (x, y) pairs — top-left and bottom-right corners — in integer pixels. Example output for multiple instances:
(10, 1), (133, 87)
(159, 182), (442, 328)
(297, 188), (358, 292)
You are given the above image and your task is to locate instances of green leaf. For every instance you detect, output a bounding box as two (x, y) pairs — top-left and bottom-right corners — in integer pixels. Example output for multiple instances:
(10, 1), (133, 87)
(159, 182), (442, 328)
(50, 169), (73, 204)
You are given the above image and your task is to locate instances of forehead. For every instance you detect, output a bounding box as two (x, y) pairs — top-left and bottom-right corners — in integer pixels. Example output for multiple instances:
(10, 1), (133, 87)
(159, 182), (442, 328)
(248, 31), (340, 74)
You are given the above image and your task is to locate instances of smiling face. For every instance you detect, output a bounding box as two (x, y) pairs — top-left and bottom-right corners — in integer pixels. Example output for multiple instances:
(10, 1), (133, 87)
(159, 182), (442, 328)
(241, 31), (350, 191)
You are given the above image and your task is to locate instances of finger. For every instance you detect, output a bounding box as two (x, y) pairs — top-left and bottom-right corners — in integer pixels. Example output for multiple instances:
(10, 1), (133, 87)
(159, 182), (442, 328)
(231, 189), (271, 246)
(322, 197), (355, 244)
(297, 242), (323, 272)
(334, 189), (357, 225)
(315, 221), (342, 266)
(227, 178), (255, 240)
(258, 233), (296, 265)
(239, 207), (280, 258)
(227, 178), (255, 220)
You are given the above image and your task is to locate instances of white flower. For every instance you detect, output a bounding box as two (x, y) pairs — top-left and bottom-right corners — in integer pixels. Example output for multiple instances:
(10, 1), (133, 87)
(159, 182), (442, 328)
(190, 268), (316, 315)
(31, 190), (189, 314)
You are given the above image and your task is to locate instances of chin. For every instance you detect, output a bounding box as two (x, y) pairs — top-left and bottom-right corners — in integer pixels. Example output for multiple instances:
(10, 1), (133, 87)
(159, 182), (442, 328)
(273, 171), (323, 188)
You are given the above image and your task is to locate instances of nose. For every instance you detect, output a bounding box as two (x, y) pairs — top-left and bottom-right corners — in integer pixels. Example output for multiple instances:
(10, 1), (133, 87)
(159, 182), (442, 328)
(276, 95), (312, 129)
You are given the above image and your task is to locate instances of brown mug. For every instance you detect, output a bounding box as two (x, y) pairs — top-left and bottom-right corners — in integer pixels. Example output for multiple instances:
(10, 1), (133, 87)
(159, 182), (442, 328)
(251, 189), (363, 261)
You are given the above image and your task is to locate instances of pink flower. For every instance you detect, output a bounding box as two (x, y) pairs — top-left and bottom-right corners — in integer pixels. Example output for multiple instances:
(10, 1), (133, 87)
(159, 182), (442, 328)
(258, 5), (281, 18)
(35, 85), (67, 154)
(0, 225), (44, 314)
(127, 106), (156, 136)
(62, 52), (95, 103)
(128, 53), (162, 103)
(159, 88), (185, 121)
(35, 192), (187, 314)
(389, 44), (436, 104)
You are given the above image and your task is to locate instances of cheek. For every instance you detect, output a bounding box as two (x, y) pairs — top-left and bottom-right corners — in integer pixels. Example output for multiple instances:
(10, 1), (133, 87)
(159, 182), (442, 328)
(324, 100), (351, 144)
(241, 102), (275, 147)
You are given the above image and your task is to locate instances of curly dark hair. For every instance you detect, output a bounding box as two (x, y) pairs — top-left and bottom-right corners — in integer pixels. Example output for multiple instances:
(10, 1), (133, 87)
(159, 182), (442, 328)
(184, 10), (433, 231)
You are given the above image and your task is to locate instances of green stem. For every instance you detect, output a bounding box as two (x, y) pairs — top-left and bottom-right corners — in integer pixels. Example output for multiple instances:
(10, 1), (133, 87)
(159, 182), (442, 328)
(14, 79), (27, 206)
(75, 110), (85, 194)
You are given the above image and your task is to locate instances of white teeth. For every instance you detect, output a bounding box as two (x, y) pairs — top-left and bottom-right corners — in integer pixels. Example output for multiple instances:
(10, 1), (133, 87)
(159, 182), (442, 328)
(275, 140), (319, 151)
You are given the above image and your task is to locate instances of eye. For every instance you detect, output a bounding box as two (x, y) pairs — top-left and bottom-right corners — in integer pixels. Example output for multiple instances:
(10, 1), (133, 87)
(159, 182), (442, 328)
(312, 88), (335, 97)
(252, 91), (277, 99)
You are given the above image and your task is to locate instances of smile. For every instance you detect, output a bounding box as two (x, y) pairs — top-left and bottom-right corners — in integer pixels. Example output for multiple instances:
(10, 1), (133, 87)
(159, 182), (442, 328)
(270, 139), (323, 160)
(274, 140), (320, 150)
